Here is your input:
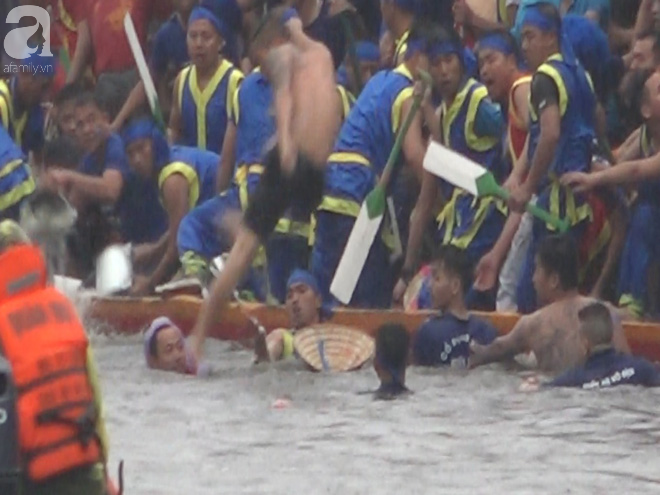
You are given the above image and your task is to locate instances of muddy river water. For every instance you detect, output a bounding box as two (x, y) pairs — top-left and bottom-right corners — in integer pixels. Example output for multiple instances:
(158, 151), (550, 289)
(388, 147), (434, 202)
(91, 332), (660, 495)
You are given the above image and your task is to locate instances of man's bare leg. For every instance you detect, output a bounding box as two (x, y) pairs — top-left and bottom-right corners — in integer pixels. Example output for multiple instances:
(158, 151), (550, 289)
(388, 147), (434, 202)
(191, 227), (260, 358)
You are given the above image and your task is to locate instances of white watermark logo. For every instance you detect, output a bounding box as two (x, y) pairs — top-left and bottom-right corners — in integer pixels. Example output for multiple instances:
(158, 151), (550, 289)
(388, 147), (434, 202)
(4, 5), (52, 60)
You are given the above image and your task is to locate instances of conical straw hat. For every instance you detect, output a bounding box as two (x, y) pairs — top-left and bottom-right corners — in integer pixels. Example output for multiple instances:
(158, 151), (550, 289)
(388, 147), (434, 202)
(293, 324), (375, 372)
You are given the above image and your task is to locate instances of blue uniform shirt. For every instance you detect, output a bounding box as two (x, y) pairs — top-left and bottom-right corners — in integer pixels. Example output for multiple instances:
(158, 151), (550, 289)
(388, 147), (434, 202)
(549, 348), (660, 389)
(151, 15), (189, 78)
(79, 133), (131, 178)
(413, 313), (498, 367)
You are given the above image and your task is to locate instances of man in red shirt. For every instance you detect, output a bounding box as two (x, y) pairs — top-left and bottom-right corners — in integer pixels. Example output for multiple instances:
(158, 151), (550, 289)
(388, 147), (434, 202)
(67, 0), (171, 118)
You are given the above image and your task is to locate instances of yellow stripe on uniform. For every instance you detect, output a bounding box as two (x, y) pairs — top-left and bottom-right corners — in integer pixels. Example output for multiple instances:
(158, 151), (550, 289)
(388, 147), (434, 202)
(530, 55), (568, 121)
(336, 85), (354, 121)
(394, 30), (410, 65)
(0, 175), (35, 211)
(188, 60), (233, 149)
(328, 152), (370, 167)
(441, 80), (474, 146)
(465, 86), (499, 152)
(391, 64), (414, 134)
(158, 161), (200, 209)
(226, 69), (244, 123)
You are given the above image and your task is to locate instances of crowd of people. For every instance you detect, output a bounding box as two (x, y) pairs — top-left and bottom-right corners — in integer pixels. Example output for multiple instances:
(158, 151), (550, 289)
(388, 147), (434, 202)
(0, 0), (657, 321)
(3, 2), (660, 492)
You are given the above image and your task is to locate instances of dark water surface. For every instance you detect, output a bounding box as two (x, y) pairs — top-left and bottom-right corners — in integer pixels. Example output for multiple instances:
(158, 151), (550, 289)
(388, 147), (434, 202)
(93, 334), (660, 495)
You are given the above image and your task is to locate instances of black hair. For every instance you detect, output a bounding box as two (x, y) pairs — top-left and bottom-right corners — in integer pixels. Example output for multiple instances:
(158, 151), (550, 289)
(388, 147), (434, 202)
(43, 135), (83, 169)
(535, 234), (578, 291)
(74, 85), (118, 119)
(53, 82), (87, 108)
(620, 68), (655, 125)
(375, 323), (410, 372)
(432, 244), (473, 296)
(578, 302), (614, 346)
(251, 6), (288, 49)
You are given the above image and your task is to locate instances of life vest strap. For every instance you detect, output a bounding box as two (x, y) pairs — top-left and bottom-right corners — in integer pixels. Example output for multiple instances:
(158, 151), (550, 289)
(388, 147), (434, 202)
(17, 366), (88, 395)
(35, 401), (98, 447)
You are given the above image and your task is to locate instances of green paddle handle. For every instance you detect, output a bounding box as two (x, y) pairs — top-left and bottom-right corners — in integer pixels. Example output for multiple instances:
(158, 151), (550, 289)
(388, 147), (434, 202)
(379, 70), (431, 187)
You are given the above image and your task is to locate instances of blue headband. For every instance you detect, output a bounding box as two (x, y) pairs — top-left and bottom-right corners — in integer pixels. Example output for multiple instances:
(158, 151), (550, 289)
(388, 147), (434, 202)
(287, 269), (333, 320)
(355, 41), (380, 63)
(189, 6), (230, 41)
(287, 269), (320, 295)
(122, 118), (171, 172)
(522, 6), (559, 33)
(477, 33), (515, 57)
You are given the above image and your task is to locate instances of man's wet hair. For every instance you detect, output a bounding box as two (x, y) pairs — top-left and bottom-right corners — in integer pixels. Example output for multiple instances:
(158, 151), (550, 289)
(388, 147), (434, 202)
(578, 302), (614, 347)
(251, 6), (289, 50)
(375, 323), (410, 373)
(53, 82), (88, 108)
(43, 135), (83, 169)
(535, 234), (579, 290)
(432, 244), (473, 296)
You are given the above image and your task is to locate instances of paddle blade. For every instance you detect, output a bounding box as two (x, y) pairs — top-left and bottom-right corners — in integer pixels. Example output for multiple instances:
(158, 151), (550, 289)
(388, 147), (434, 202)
(124, 13), (164, 130)
(424, 141), (489, 196)
(330, 200), (385, 305)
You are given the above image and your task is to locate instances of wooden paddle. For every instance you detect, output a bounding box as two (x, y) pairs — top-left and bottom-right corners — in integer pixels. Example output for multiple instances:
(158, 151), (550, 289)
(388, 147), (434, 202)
(423, 141), (569, 232)
(124, 13), (166, 131)
(330, 71), (431, 305)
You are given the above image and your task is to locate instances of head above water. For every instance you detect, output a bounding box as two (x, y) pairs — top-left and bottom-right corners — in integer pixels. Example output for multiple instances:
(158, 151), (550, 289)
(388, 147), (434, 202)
(144, 317), (189, 374)
(533, 234), (579, 306)
(285, 269), (322, 330)
(122, 117), (170, 180)
(477, 29), (522, 103)
(429, 245), (472, 312)
(374, 323), (410, 386)
(520, 3), (561, 71)
(577, 302), (614, 352)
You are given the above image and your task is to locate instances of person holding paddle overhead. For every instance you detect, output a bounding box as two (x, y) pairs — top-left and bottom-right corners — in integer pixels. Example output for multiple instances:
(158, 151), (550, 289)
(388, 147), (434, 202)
(191, 7), (341, 360)
(395, 24), (505, 309)
(507, 2), (596, 314)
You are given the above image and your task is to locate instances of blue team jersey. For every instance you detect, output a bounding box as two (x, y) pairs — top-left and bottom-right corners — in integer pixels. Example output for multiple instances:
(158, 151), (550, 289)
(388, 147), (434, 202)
(151, 15), (189, 78)
(527, 54), (596, 190)
(0, 78), (45, 155)
(176, 60), (243, 154)
(549, 348), (660, 389)
(0, 124), (34, 218)
(412, 313), (498, 367)
(158, 146), (219, 209)
(79, 133), (131, 178)
(322, 64), (414, 205)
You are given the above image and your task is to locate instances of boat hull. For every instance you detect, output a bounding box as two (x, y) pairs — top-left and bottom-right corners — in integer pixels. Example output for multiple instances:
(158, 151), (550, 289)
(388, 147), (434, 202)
(88, 296), (660, 362)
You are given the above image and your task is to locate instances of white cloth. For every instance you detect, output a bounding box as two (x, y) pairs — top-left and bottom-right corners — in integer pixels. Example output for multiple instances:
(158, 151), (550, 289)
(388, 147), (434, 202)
(496, 209), (533, 312)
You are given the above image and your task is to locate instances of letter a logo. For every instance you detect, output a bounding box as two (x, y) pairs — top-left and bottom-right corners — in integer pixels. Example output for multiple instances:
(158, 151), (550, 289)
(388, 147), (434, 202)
(4, 6), (52, 60)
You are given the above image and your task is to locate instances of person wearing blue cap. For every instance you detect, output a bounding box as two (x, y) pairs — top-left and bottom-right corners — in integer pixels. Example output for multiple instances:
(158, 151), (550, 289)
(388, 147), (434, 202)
(120, 117), (219, 295)
(338, 40), (380, 97)
(397, 24), (505, 310)
(254, 269), (328, 363)
(169, 5), (244, 155)
(310, 20), (436, 309)
(0, 48), (55, 156)
(508, 2), (596, 314)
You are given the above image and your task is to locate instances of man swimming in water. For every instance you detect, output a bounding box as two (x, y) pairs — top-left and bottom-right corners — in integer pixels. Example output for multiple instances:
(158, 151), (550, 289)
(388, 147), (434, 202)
(469, 235), (630, 374)
(191, 6), (341, 359)
(373, 323), (411, 400)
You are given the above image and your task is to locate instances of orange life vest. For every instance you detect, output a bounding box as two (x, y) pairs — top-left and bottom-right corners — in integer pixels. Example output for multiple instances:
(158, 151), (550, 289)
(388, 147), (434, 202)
(0, 244), (101, 482)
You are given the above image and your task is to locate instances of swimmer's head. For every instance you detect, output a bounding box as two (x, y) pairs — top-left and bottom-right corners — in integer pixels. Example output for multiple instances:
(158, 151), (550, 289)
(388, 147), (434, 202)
(144, 317), (188, 374)
(0, 220), (30, 254)
(285, 269), (322, 330)
(578, 302), (614, 352)
(533, 234), (578, 306)
(374, 323), (410, 386)
(429, 245), (472, 312)
(249, 7), (290, 65)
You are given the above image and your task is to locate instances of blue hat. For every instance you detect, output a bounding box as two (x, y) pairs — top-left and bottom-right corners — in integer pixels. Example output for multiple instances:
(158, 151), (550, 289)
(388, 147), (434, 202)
(355, 41), (380, 63)
(189, 6), (231, 42)
(121, 118), (170, 173)
(287, 269), (333, 321)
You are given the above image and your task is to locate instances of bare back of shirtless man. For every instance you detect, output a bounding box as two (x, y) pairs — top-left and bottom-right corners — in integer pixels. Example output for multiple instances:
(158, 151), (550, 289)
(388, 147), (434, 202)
(191, 7), (341, 358)
(470, 235), (630, 374)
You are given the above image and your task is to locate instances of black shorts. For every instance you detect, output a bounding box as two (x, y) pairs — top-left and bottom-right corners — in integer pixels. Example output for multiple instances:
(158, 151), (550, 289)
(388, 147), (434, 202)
(244, 146), (325, 241)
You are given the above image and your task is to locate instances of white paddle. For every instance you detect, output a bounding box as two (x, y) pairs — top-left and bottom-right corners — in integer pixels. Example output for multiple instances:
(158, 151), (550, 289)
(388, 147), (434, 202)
(423, 141), (569, 232)
(124, 13), (166, 130)
(330, 72), (430, 305)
